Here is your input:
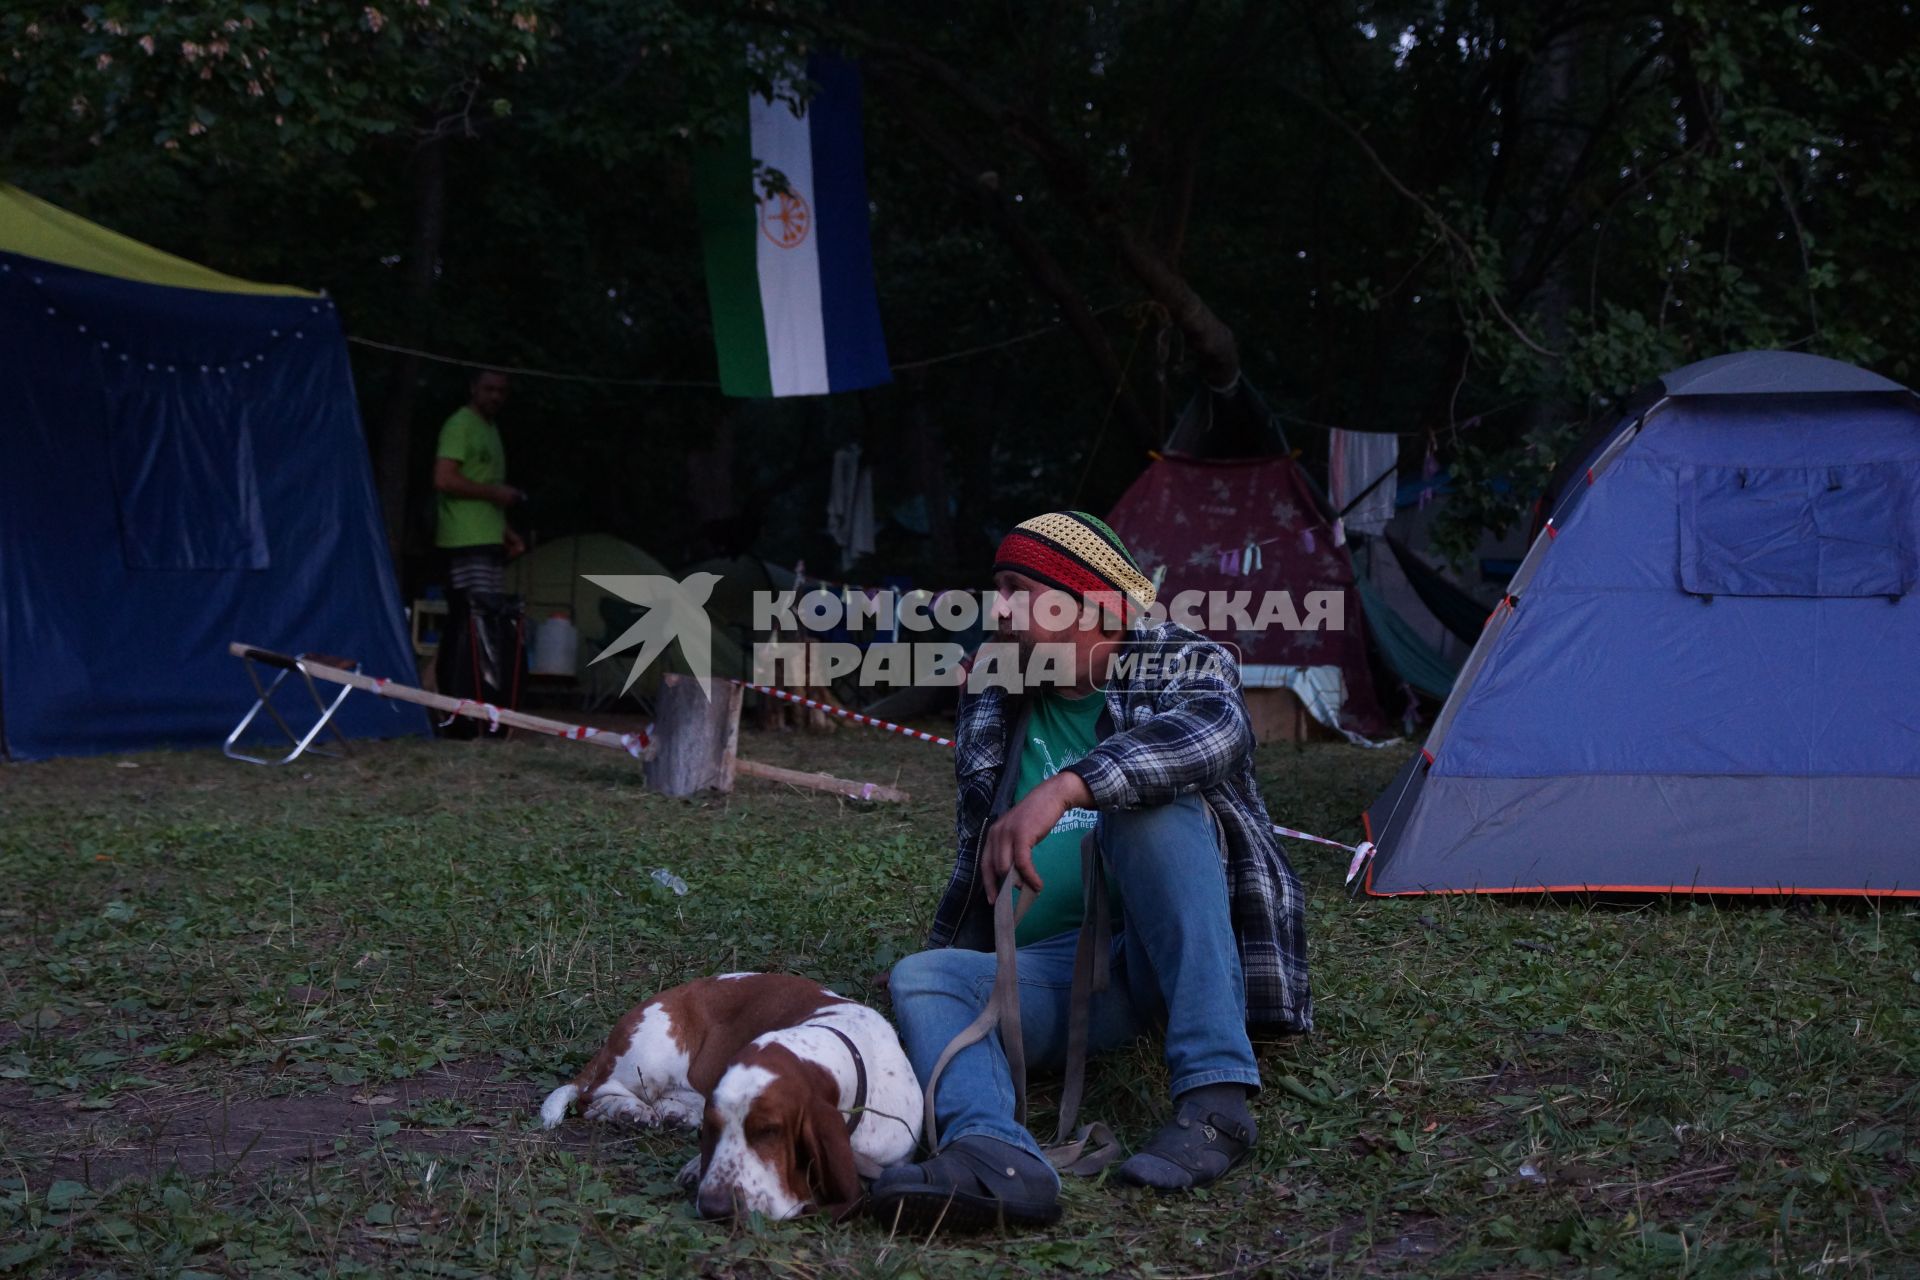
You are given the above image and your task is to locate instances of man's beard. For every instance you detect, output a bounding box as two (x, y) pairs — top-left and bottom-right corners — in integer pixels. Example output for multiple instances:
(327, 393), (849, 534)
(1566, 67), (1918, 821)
(994, 630), (1033, 660)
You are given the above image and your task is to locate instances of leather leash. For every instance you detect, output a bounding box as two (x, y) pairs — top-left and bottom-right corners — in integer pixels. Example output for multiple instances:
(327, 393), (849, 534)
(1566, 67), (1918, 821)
(921, 832), (1124, 1177)
(921, 864), (1034, 1144)
(1046, 832), (1123, 1175)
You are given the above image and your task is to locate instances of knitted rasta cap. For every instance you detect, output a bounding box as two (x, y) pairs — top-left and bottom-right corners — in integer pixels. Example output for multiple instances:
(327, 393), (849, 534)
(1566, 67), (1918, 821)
(992, 510), (1157, 611)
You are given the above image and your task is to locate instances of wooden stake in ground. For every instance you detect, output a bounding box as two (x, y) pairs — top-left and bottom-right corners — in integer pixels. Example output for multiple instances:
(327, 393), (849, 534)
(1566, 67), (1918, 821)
(760, 608), (838, 734)
(647, 677), (908, 801)
(645, 673), (743, 797)
(734, 758), (909, 804)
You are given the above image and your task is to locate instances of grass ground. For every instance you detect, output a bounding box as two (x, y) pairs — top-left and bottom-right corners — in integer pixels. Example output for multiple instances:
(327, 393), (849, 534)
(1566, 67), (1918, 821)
(0, 723), (1915, 1278)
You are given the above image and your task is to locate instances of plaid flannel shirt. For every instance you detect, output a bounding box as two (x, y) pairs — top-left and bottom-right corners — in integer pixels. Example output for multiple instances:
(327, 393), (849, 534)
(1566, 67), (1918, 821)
(926, 620), (1313, 1032)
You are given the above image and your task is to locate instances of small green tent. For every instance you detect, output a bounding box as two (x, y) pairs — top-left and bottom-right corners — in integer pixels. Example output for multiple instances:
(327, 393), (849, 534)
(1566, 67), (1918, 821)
(505, 534), (749, 697)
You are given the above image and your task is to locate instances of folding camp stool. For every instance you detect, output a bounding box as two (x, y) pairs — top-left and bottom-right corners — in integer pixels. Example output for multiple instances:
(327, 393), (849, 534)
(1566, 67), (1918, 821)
(224, 647), (359, 765)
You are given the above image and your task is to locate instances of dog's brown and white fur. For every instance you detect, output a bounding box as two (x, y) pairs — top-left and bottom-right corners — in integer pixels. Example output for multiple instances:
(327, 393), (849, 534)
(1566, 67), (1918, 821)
(539, 973), (921, 1219)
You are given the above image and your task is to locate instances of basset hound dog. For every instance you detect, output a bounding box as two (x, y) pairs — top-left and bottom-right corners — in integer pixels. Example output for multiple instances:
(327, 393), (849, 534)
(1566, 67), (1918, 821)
(539, 972), (922, 1219)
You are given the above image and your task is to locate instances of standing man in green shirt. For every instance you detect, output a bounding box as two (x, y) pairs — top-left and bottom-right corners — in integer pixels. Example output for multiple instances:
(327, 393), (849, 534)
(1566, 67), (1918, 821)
(433, 369), (523, 582)
(432, 370), (524, 710)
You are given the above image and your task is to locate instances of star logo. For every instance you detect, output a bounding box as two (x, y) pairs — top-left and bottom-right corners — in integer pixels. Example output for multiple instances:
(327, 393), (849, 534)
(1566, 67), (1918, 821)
(586, 572), (724, 697)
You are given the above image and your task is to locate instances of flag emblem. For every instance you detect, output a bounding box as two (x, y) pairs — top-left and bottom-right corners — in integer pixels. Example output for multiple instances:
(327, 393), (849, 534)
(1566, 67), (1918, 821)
(694, 52), (890, 398)
(761, 190), (811, 249)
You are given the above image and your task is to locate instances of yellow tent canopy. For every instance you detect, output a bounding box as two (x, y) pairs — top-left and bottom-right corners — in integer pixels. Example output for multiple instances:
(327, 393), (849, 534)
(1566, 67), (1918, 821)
(0, 183), (315, 298)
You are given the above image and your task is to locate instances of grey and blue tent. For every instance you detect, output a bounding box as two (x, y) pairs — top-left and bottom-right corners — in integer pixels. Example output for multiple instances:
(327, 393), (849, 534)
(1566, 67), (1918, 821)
(1360, 350), (1920, 896)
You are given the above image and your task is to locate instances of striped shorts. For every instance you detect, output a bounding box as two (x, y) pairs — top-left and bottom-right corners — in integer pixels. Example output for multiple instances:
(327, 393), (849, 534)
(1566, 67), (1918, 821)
(447, 547), (506, 595)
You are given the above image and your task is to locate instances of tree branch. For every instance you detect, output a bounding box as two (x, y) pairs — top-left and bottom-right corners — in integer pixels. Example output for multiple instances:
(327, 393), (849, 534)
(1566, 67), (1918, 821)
(861, 31), (1243, 388)
(1507, 42), (1664, 301)
(867, 66), (1159, 446)
(1278, 84), (1559, 359)
(1149, 3), (1280, 268)
(1758, 153), (1821, 338)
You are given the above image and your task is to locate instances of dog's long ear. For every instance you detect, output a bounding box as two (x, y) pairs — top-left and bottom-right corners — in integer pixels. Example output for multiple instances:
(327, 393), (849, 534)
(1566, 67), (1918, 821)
(691, 1103), (720, 1195)
(800, 1093), (863, 1214)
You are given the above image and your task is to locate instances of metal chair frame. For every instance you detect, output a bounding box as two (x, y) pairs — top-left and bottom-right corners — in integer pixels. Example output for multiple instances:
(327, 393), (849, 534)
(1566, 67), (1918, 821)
(223, 651), (356, 765)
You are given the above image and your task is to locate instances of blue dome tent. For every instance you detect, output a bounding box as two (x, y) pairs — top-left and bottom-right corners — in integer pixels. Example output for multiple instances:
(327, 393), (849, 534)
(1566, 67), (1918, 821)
(0, 185), (427, 759)
(1362, 351), (1920, 896)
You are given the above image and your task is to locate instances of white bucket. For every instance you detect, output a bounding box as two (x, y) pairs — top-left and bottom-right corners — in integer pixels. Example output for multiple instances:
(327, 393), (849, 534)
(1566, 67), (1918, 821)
(530, 611), (579, 676)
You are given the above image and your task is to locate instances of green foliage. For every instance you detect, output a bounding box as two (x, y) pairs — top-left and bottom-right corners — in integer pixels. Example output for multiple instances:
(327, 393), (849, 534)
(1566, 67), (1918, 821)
(1, 1), (1917, 576)
(1424, 429), (1570, 568)
(1413, 1), (1920, 556)
(1, 1), (558, 160)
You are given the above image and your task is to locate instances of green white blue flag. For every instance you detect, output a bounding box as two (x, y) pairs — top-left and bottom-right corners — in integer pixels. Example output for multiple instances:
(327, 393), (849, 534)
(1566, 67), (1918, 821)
(694, 54), (890, 398)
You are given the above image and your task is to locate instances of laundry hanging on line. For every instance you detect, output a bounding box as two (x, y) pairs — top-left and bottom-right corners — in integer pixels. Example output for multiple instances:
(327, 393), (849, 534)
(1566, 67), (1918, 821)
(825, 443), (876, 570)
(1329, 428), (1400, 541)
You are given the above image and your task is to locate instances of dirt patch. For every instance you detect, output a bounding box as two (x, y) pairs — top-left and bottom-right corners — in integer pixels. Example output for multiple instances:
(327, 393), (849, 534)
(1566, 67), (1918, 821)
(12, 1060), (619, 1190)
(1585, 1158), (1740, 1207)
(1300, 1213), (1449, 1269)
(1478, 1056), (1602, 1093)
(1368, 1215), (1448, 1262)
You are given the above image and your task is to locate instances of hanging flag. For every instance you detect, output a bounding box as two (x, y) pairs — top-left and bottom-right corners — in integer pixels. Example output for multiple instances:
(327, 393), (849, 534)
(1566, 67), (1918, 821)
(694, 53), (890, 398)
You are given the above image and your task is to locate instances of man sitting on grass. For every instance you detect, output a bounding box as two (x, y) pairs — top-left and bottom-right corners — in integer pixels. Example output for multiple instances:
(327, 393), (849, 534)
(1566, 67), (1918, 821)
(872, 511), (1312, 1231)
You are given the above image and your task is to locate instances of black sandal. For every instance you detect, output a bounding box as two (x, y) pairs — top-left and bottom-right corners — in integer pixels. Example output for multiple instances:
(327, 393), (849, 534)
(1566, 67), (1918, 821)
(868, 1136), (1062, 1232)
(1116, 1100), (1257, 1191)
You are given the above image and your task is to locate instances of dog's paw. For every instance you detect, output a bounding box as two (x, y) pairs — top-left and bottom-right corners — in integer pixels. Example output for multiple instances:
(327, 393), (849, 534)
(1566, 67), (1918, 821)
(583, 1092), (656, 1127)
(654, 1094), (703, 1130)
(675, 1155), (703, 1191)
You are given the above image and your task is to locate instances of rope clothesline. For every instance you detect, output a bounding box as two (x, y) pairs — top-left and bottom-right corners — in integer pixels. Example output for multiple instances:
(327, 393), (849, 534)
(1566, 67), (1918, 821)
(343, 305), (1128, 388)
(344, 336), (718, 388)
(1266, 397), (1529, 439)
(344, 318), (1505, 446)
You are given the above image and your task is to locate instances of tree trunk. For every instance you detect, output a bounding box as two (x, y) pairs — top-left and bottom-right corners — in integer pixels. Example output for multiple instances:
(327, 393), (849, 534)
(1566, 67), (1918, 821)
(1520, 24), (1583, 433)
(905, 379), (956, 568)
(1113, 225), (1240, 393)
(646, 674), (743, 796)
(993, 204), (1161, 445)
(374, 137), (448, 569)
(684, 415), (738, 560)
(864, 23), (1292, 425)
(866, 69), (1160, 448)
(955, 368), (1002, 566)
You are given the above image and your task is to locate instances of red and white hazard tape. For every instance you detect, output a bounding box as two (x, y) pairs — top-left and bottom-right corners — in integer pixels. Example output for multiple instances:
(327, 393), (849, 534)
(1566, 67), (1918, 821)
(437, 697), (503, 731)
(737, 678), (1369, 878)
(1268, 823), (1376, 885)
(545, 721), (653, 756)
(360, 682), (652, 754)
(732, 681), (956, 747)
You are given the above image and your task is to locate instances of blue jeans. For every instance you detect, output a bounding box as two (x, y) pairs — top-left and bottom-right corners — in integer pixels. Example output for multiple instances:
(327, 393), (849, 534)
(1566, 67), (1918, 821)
(890, 794), (1260, 1165)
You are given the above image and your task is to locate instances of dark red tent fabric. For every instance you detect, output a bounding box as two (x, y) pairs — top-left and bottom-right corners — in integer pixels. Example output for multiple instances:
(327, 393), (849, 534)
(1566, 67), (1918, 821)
(1106, 453), (1388, 734)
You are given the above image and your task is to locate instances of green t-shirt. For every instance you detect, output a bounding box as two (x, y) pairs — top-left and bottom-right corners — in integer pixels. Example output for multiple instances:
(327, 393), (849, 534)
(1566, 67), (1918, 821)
(435, 406), (507, 549)
(1011, 688), (1118, 946)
